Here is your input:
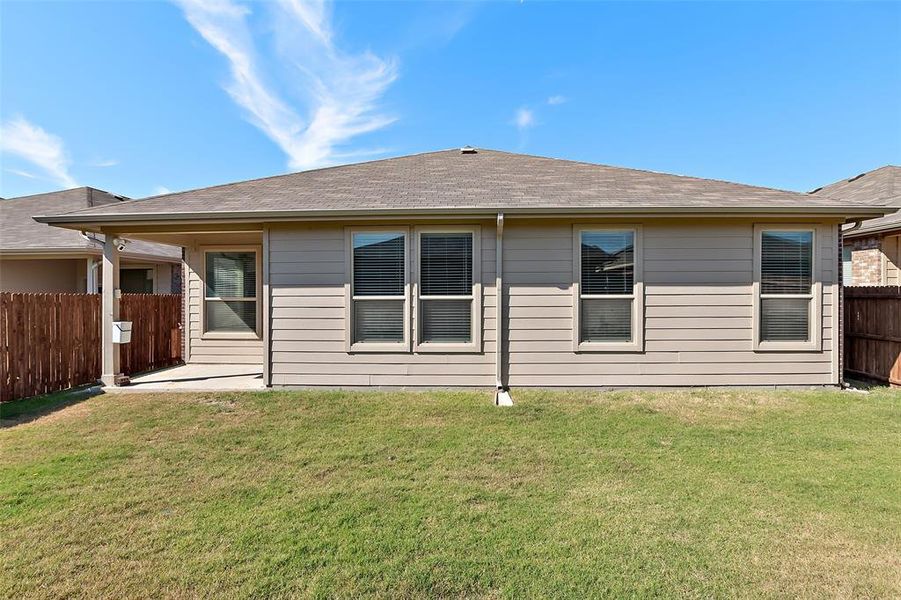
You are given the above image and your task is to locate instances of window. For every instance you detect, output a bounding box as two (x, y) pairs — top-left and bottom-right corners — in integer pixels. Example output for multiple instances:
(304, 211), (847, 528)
(415, 227), (481, 351)
(754, 226), (820, 350)
(842, 246), (853, 286)
(348, 229), (409, 350)
(120, 268), (154, 293)
(204, 250), (259, 335)
(574, 226), (643, 352)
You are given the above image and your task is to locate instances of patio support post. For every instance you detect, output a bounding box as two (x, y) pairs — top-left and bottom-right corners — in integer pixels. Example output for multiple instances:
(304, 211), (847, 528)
(101, 236), (123, 386)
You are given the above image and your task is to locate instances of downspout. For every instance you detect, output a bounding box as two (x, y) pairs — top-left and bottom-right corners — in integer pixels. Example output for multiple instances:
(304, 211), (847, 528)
(495, 212), (513, 406)
(838, 220), (862, 389)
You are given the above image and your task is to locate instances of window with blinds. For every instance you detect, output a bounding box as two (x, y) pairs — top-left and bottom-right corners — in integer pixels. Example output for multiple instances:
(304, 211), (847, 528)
(352, 231), (407, 345)
(842, 246), (853, 286)
(579, 230), (635, 344)
(759, 230), (813, 343)
(418, 232), (474, 344)
(204, 251), (258, 334)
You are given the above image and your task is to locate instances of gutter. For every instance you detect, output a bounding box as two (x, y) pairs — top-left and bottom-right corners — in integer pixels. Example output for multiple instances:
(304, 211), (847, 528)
(842, 218), (900, 239)
(495, 212), (513, 406)
(843, 220), (863, 236)
(33, 204), (894, 229)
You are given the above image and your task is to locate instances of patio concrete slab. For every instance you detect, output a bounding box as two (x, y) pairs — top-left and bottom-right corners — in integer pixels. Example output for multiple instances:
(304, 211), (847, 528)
(111, 364), (266, 392)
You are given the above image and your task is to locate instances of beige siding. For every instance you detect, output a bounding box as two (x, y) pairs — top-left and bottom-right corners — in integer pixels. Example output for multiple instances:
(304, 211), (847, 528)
(268, 222), (496, 387)
(885, 235), (900, 286)
(185, 244), (263, 365)
(503, 219), (838, 387)
(265, 218), (840, 388)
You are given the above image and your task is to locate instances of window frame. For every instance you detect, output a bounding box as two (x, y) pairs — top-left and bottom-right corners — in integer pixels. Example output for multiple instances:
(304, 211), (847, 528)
(344, 226), (411, 353)
(120, 265), (157, 294)
(841, 245), (853, 286)
(201, 246), (262, 340)
(572, 224), (644, 353)
(413, 225), (482, 353)
(752, 224), (822, 352)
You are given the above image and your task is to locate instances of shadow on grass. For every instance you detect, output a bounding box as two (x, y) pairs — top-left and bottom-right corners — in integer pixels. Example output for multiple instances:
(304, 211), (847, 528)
(844, 375), (896, 391)
(0, 384), (104, 428)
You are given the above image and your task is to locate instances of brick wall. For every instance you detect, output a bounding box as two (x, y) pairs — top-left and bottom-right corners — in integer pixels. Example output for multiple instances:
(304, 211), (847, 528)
(848, 235), (884, 285)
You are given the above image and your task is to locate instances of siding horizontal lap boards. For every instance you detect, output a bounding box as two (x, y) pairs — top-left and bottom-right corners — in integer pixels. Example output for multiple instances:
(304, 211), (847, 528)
(504, 220), (835, 386)
(268, 223), (495, 387)
(186, 244), (263, 364)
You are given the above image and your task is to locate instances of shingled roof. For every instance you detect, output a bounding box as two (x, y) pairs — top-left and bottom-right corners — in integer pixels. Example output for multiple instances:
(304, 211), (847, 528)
(812, 165), (901, 237)
(2, 188), (181, 260)
(36, 149), (890, 227)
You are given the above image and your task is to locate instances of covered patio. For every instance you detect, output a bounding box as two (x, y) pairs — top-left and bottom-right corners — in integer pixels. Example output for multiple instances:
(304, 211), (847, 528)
(110, 364), (265, 392)
(77, 223), (269, 389)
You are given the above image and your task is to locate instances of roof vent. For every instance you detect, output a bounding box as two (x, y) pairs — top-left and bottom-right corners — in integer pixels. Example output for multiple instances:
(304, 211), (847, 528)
(848, 172), (867, 183)
(460, 146), (478, 154)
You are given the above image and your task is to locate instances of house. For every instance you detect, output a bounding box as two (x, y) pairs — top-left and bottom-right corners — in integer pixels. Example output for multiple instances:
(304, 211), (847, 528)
(34, 149), (891, 392)
(811, 166), (901, 286)
(1, 187), (182, 293)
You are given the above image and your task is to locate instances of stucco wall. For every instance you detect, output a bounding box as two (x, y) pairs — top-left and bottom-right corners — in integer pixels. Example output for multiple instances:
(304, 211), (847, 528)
(0, 258), (84, 292)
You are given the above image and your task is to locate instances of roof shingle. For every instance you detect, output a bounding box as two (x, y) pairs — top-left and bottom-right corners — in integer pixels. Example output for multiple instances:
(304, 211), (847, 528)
(2, 188), (181, 259)
(812, 165), (901, 236)
(40, 150), (890, 224)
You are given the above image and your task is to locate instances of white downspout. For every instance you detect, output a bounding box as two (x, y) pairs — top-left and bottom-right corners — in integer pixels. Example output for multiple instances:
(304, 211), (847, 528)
(838, 220), (862, 389)
(495, 212), (513, 406)
(86, 258), (99, 293)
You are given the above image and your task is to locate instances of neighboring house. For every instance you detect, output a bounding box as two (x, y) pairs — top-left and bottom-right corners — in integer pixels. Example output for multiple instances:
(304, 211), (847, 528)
(1, 187), (182, 293)
(36, 149), (890, 390)
(811, 166), (901, 286)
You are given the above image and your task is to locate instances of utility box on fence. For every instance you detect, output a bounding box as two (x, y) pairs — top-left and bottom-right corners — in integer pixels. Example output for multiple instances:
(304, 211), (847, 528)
(112, 321), (133, 344)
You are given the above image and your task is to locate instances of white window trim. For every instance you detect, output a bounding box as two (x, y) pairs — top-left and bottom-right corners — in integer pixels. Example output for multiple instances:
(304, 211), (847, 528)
(201, 246), (263, 340)
(752, 224), (822, 352)
(344, 226), (411, 353)
(413, 225), (482, 353)
(572, 224), (644, 353)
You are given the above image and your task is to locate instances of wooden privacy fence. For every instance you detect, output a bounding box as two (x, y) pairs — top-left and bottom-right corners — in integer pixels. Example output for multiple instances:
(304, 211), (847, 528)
(844, 286), (901, 386)
(1, 293), (101, 403)
(120, 294), (182, 376)
(1, 292), (182, 403)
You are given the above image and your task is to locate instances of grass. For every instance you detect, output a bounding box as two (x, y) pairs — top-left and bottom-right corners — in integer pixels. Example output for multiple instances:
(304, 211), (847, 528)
(0, 384), (99, 423)
(1, 387), (899, 598)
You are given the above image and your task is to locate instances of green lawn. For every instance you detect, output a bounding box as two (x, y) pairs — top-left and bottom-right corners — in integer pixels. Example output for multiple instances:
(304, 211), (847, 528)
(1, 388), (899, 598)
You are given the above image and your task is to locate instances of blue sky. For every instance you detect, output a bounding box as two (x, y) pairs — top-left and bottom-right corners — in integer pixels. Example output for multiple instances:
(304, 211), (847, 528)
(1, 1), (899, 200)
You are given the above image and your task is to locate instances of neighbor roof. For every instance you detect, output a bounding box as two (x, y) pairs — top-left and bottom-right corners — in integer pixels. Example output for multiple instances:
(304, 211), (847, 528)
(36, 149), (891, 228)
(812, 165), (901, 237)
(2, 188), (181, 260)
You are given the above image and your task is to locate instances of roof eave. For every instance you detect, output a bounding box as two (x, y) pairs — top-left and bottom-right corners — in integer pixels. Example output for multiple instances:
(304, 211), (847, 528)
(0, 246), (181, 263)
(34, 204), (893, 230)
(844, 222), (901, 238)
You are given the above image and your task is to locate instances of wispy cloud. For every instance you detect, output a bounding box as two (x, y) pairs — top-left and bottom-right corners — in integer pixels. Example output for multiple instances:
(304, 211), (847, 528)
(153, 185), (173, 195)
(89, 158), (119, 168)
(0, 116), (79, 188)
(5, 168), (38, 180)
(174, 0), (397, 171)
(514, 107), (535, 131)
(547, 95), (566, 105)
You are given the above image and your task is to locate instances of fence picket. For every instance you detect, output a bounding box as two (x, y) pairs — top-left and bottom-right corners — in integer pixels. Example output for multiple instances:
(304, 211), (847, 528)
(844, 286), (901, 386)
(0, 292), (182, 402)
